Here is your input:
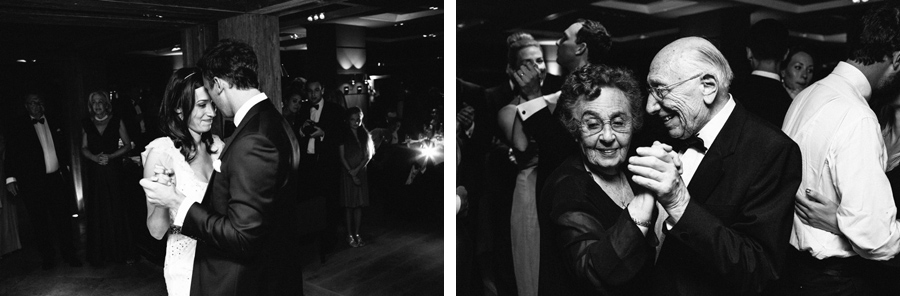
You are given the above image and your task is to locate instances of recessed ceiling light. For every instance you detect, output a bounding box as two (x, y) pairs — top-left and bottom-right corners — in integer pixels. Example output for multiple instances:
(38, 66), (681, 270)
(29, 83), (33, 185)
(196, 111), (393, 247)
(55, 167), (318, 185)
(429, 6), (439, 10)
(308, 16), (313, 22)
(16, 59), (26, 63)
(319, 13), (325, 19)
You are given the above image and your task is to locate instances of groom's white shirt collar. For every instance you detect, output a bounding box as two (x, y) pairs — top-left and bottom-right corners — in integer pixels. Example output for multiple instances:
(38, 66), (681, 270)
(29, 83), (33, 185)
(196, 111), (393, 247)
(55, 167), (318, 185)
(233, 93), (269, 127)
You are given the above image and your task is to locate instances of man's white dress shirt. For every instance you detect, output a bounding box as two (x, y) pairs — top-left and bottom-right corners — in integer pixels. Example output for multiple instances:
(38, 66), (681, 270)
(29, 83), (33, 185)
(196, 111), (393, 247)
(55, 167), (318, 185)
(307, 99), (324, 154)
(173, 93), (269, 226)
(782, 61), (900, 260)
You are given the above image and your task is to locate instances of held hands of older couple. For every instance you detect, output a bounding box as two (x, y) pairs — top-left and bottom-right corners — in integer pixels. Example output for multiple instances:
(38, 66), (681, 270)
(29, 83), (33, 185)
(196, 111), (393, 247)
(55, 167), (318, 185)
(140, 165), (185, 210)
(628, 141), (689, 222)
(795, 188), (840, 235)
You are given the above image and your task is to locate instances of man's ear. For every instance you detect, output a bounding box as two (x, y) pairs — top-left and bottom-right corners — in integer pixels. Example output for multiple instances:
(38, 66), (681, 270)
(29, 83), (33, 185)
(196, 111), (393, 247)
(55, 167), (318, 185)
(700, 74), (719, 105)
(575, 42), (587, 56)
(214, 77), (230, 92)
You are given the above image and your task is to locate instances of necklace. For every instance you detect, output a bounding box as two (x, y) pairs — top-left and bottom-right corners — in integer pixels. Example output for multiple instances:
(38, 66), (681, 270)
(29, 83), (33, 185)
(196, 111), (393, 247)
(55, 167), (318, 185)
(94, 114), (110, 122)
(585, 163), (632, 208)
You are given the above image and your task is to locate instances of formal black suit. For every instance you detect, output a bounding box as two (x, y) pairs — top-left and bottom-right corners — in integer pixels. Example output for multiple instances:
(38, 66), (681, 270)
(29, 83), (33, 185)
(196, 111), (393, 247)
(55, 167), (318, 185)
(732, 74), (793, 128)
(296, 99), (344, 200)
(653, 101), (802, 295)
(181, 98), (303, 296)
(4, 113), (78, 265)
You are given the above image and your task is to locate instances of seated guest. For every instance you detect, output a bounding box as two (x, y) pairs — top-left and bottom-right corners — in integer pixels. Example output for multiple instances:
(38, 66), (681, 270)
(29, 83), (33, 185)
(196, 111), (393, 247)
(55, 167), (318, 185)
(539, 64), (656, 296)
(780, 47), (815, 99)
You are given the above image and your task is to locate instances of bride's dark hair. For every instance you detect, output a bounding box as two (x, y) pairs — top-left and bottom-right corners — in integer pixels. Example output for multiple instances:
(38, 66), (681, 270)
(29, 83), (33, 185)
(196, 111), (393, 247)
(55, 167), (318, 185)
(159, 67), (216, 163)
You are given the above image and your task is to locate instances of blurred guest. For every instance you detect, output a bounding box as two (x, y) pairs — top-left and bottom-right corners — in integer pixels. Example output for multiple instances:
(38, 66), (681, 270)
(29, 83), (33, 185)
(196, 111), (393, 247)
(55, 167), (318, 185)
(298, 78), (345, 248)
(5, 93), (81, 269)
(733, 18), (792, 127)
(81, 90), (133, 266)
(493, 31), (559, 296)
(541, 64), (656, 296)
(338, 107), (374, 248)
(785, 3), (900, 294)
(282, 90), (303, 131)
(0, 129), (21, 257)
(327, 88), (348, 110)
(632, 37), (801, 295)
(781, 47), (815, 99)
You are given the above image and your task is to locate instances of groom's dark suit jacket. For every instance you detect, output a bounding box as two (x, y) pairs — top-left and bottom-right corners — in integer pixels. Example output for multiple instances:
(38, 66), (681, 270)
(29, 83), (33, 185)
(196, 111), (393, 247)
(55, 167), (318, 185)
(653, 102), (801, 296)
(182, 98), (303, 296)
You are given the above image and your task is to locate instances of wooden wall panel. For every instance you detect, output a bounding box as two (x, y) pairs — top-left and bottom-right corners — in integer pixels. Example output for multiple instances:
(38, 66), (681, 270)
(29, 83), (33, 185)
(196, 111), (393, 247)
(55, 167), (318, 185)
(182, 23), (218, 67)
(217, 14), (282, 110)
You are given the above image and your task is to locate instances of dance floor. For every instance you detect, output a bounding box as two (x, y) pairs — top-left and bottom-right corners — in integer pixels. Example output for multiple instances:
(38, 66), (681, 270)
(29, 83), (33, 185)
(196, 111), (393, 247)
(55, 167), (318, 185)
(0, 219), (444, 296)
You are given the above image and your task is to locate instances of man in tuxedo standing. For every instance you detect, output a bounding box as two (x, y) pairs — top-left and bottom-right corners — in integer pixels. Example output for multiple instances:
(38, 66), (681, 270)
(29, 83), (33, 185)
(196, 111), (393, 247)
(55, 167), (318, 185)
(628, 37), (802, 295)
(5, 93), (81, 269)
(732, 18), (793, 127)
(297, 78), (344, 246)
(142, 39), (303, 295)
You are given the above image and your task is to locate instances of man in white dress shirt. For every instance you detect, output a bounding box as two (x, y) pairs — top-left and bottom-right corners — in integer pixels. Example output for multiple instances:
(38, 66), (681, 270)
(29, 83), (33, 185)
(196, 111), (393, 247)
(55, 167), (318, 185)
(5, 93), (81, 269)
(782, 3), (900, 295)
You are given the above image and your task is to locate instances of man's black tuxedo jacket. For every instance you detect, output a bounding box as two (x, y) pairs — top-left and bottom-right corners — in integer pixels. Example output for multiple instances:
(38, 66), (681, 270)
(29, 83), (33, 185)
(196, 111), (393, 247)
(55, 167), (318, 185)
(732, 75), (793, 128)
(653, 102), (801, 296)
(182, 99), (303, 296)
(296, 100), (344, 159)
(5, 113), (71, 191)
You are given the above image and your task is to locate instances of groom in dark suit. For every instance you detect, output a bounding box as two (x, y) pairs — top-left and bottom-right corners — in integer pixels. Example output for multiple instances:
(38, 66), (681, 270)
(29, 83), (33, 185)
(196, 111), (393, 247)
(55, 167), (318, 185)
(142, 39), (303, 295)
(629, 37), (802, 295)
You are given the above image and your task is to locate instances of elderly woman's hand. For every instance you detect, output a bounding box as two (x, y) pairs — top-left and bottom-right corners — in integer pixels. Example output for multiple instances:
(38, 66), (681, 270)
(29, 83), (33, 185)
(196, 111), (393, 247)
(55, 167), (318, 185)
(628, 190), (656, 223)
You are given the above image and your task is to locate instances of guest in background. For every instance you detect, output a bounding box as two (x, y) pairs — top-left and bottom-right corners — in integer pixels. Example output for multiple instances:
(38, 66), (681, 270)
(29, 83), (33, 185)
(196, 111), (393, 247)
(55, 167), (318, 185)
(327, 88), (348, 110)
(496, 31), (558, 296)
(541, 64), (656, 296)
(0, 124), (22, 258)
(733, 18), (792, 127)
(282, 90), (303, 132)
(338, 107), (374, 248)
(298, 78), (345, 251)
(781, 47), (815, 99)
(81, 90), (133, 266)
(6, 93), (81, 269)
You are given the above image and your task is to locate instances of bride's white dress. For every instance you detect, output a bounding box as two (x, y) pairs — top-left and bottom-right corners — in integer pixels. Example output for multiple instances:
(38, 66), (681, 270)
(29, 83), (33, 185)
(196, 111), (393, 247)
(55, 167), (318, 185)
(142, 136), (223, 296)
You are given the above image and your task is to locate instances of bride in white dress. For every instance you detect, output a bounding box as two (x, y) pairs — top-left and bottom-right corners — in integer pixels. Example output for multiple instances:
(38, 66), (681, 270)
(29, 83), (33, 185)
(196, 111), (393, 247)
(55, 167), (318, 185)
(142, 68), (223, 296)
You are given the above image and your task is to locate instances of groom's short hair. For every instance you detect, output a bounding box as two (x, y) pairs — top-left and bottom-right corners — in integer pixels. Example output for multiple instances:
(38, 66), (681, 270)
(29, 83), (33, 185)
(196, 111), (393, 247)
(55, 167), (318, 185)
(197, 39), (260, 90)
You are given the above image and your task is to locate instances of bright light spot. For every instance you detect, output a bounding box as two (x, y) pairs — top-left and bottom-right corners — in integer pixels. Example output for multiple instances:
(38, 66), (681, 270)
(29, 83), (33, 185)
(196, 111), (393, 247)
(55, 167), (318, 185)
(16, 59), (26, 63)
(314, 14), (319, 20)
(72, 214), (79, 218)
(308, 16), (313, 22)
(319, 13), (325, 19)
(430, 6), (439, 10)
(419, 143), (440, 162)
(171, 45), (181, 52)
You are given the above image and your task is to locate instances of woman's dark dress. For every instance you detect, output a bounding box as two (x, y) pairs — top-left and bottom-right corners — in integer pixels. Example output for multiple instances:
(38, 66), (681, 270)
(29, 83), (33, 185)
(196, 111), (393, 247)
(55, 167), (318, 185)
(339, 127), (371, 208)
(538, 155), (656, 296)
(82, 116), (132, 264)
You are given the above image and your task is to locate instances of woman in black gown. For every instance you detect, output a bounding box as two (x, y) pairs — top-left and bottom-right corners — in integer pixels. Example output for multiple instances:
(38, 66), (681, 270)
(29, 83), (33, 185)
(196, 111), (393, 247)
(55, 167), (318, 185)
(81, 90), (133, 266)
(538, 64), (657, 296)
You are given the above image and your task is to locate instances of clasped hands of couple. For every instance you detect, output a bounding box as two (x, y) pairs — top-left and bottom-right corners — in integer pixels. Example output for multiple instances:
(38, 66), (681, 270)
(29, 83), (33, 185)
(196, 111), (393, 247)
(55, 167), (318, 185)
(627, 141), (692, 225)
(140, 165), (184, 210)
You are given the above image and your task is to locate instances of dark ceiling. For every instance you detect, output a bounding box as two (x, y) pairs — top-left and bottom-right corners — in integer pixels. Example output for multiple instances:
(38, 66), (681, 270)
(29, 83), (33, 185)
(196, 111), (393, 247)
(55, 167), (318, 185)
(0, 0), (443, 62)
(458, 0), (885, 87)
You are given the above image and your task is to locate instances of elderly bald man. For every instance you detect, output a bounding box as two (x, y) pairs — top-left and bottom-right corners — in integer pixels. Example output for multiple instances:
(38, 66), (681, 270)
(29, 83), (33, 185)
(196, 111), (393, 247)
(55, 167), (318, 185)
(627, 37), (801, 295)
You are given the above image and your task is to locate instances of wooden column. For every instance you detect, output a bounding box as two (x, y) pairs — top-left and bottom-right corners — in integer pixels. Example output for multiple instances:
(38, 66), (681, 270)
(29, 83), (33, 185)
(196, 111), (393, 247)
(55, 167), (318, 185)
(182, 23), (218, 67)
(217, 14), (282, 108)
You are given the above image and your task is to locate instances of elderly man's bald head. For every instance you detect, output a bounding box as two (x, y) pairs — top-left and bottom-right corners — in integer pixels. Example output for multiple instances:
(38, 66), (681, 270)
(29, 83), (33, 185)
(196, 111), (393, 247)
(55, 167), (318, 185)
(650, 37), (734, 91)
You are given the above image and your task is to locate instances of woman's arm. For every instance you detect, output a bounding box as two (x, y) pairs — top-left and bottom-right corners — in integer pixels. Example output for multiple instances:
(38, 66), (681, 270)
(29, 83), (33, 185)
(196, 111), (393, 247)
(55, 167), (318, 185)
(339, 144), (354, 174)
(143, 148), (171, 240)
(108, 120), (132, 159)
(498, 101), (528, 152)
(81, 131), (99, 163)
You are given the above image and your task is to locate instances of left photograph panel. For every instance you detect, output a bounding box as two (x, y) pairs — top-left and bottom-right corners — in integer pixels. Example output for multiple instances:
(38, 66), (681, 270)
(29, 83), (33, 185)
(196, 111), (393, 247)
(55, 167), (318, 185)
(0, 1), (444, 295)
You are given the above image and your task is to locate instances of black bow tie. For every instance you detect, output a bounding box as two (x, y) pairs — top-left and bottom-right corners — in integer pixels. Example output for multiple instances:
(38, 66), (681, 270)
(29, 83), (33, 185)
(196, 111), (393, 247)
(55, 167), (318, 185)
(310, 104), (319, 110)
(32, 118), (44, 124)
(671, 135), (706, 153)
